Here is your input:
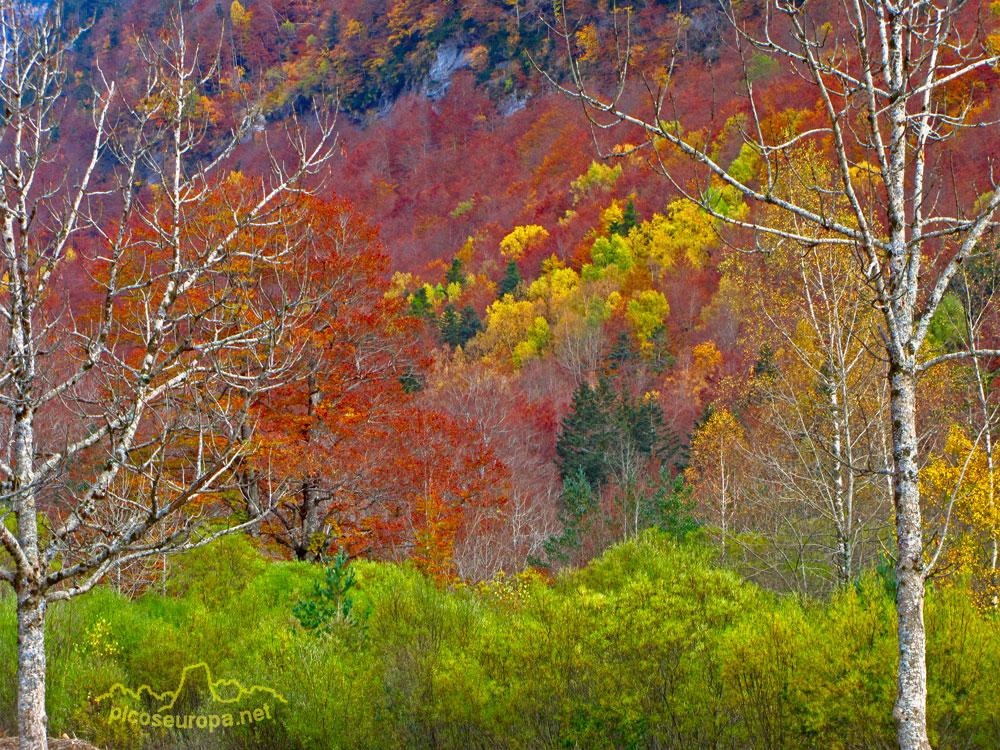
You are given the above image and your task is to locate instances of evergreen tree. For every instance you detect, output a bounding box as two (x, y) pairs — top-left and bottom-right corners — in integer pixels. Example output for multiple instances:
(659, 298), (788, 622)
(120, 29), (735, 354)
(616, 391), (664, 457)
(641, 469), (699, 537)
(610, 197), (638, 236)
(497, 259), (522, 298)
(645, 325), (674, 374)
(439, 303), (482, 348)
(753, 343), (778, 377)
(458, 305), (483, 343)
(408, 287), (435, 321)
(623, 198), (638, 232)
(555, 379), (616, 487)
(541, 470), (597, 563)
(607, 330), (639, 372)
(439, 303), (463, 346)
(399, 367), (424, 394)
(556, 377), (684, 490)
(549, 378), (688, 566)
(444, 257), (464, 285)
(292, 549), (365, 635)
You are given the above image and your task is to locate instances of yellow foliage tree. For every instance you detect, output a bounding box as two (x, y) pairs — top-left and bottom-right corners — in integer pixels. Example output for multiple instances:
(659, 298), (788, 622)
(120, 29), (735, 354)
(386, 271), (416, 299)
(528, 266), (581, 305)
(626, 290), (669, 350)
(629, 199), (716, 272)
(692, 341), (723, 371)
(512, 317), (551, 367)
(230, 0), (251, 28)
(570, 161), (622, 203)
(500, 225), (549, 259)
(685, 409), (745, 551)
(575, 23), (601, 62)
(473, 295), (546, 368)
(923, 426), (1000, 608)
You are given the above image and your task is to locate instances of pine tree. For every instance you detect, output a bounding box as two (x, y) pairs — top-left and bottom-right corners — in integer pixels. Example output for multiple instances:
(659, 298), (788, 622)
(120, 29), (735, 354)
(438, 303), (482, 347)
(497, 259), (522, 299)
(325, 9), (340, 47)
(458, 305), (482, 344)
(408, 287), (435, 321)
(439, 303), (463, 346)
(607, 330), (639, 372)
(555, 379), (616, 487)
(549, 377), (687, 565)
(609, 197), (638, 236)
(541, 470), (597, 563)
(399, 367), (424, 394)
(556, 377), (684, 490)
(444, 257), (464, 285)
(640, 469), (699, 538)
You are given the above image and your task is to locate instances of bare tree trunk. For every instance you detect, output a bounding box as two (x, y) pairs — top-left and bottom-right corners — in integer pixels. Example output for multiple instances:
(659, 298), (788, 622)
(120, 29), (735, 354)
(971, 319), (999, 589)
(889, 366), (930, 750)
(720, 456), (728, 556)
(830, 384), (851, 586)
(296, 373), (323, 561)
(16, 591), (47, 750)
(297, 480), (322, 561)
(238, 421), (264, 536)
(12, 293), (44, 747)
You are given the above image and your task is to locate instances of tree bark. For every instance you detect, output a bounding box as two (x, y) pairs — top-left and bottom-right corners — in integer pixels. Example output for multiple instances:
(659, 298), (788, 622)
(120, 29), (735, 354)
(830, 381), (851, 586)
(16, 590), (47, 750)
(297, 479), (321, 561)
(889, 365), (931, 750)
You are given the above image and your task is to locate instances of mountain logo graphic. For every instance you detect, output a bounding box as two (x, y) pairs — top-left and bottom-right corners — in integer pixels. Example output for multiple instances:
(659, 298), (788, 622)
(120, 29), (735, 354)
(95, 663), (286, 732)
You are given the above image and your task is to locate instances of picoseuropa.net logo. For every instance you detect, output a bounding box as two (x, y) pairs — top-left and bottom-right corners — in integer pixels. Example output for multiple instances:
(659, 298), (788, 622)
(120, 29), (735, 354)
(94, 662), (286, 733)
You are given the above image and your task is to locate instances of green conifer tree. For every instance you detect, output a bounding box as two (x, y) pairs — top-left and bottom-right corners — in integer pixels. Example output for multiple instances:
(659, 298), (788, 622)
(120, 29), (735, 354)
(444, 257), (464, 285)
(408, 287), (435, 321)
(609, 197), (638, 236)
(555, 379), (616, 488)
(542, 470), (597, 563)
(458, 305), (483, 343)
(439, 303), (463, 346)
(497, 259), (522, 298)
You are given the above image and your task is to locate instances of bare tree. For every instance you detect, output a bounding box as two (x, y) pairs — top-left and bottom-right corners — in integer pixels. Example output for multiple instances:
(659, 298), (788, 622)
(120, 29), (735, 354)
(541, 0), (1000, 746)
(426, 357), (560, 577)
(0, 3), (336, 747)
(724, 234), (892, 593)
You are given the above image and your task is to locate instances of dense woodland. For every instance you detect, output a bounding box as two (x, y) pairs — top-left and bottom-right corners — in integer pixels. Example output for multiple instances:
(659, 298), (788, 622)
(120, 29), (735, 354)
(2, 0), (1000, 747)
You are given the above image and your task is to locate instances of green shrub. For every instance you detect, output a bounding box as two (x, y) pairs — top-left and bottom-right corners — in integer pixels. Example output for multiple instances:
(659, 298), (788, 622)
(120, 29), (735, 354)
(2, 531), (999, 749)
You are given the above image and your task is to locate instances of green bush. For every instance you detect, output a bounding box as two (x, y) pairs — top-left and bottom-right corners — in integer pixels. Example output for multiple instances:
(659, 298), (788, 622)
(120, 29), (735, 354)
(1, 531), (999, 749)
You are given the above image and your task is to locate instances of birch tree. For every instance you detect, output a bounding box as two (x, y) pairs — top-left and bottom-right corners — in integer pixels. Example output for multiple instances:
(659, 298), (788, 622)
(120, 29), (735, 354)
(0, 3), (336, 748)
(543, 0), (1000, 746)
(719, 228), (892, 593)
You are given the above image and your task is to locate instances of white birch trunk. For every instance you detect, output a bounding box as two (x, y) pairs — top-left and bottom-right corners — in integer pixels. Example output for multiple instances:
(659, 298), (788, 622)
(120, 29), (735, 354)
(889, 367), (929, 750)
(15, 591), (47, 750)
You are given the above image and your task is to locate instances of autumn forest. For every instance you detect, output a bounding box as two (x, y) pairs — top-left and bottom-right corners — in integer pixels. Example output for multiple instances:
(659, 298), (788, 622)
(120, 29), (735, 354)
(2, 0), (1000, 748)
